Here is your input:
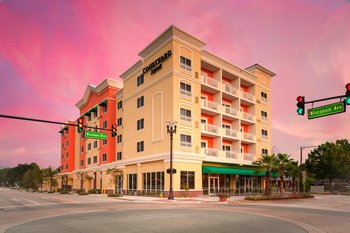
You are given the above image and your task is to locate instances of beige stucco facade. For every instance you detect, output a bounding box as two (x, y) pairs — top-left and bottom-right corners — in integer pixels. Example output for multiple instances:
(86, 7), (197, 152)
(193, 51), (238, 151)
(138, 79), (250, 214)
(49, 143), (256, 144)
(59, 25), (275, 196)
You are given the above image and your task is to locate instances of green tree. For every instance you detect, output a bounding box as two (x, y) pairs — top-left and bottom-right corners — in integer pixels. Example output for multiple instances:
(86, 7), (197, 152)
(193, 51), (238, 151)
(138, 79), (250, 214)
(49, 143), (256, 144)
(286, 161), (301, 194)
(275, 153), (293, 194)
(253, 154), (276, 196)
(22, 164), (42, 190)
(42, 167), (58, 192)
(305, 139), (350, 191)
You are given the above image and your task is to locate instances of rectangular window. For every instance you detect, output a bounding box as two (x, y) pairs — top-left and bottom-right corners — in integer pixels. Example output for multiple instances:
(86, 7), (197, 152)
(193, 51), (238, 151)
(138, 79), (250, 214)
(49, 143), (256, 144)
(80, 160), (84, 166)
(180, 56), (192, 71)
(262, 149), (268, 156)
(180, 134), (192, 147)
(102, 139), (107, 145)
(103, 120), (107, 129)
(261, 111), (268, 118)
(117, 134), (122, 143)
(117, 101), (123, 110)
(262, 129), (268, 139)
(81, 146), (84, 153)
(261, 92), (268, 103)
(117, 152), (122, 160)
(117, 118), (122, 126)
(137, 118), (144, 130)
(137, 96), (144, 108)
(137, 74), (144, 86)
(94, 141), (98, 148)
(88, 143), (91, 150)
(102, 104), (107, 113)
(180, 171), (195, 189)
(102, 153), (107, 161)
(180, 108), (191, 122)
(87, 114), (91, 122)
(93, 156), (97, 163)
(137, 141), (144, 152)
(61, 154), (64, 160)
(66, 141), (68, 146)
(66, 152), (68, 158)
(180, 82), (192, 98)
(142, 172), (164, 192)
(66, 164), (68, 169)
(128, 174), (137, 192)
(87, 158), (91, 165)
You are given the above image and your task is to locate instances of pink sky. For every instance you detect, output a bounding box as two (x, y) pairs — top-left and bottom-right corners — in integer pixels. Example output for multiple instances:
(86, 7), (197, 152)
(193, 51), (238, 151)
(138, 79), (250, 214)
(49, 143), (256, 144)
(0, 0), (349, 168)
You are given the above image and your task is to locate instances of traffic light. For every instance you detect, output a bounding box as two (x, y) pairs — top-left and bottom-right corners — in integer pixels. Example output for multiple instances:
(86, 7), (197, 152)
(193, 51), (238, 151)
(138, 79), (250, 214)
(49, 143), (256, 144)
(112, 124), (117, 137)
(345, 83), (350, 105)
(296, 96), (305, 115)
(77, 118), (84, 133)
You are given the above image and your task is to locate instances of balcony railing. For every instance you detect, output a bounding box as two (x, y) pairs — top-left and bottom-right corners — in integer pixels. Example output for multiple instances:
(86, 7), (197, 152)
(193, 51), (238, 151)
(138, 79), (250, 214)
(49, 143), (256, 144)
(242, 112), (254, 122)
(201, 75), (218, 88)
(180, 89), (192, 100)
(205, 148), (218, 157)
(180, 116), (192, 126)
(261, 97), (268, 104)
(243, 132), (255, 141)
(225, 151), (237, 159)
(201, 100), (218, 111)
(202, 124), (219, 134)
(224, 128), (238, 138)
(242, 92), (254, 102)
(224, 83), (238, 96)
(224, 106), (238, 117)
(243, 153), (254, 161)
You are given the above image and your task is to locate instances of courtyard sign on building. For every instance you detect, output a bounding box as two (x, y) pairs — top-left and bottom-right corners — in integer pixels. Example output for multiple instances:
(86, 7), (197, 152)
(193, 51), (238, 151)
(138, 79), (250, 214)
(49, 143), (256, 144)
(308, 102), (346, 119)
(143, 50), (172, 75)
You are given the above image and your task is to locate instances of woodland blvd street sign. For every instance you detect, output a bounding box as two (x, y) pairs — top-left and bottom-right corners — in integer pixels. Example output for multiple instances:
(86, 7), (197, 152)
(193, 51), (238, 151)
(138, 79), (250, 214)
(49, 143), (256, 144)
(85, 131), (107, 140)
(308, 102), (346, 119)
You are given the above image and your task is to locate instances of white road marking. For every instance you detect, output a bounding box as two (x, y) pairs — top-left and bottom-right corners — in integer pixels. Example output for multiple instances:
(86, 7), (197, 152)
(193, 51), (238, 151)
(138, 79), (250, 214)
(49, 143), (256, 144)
(17, 197), (40, 205)
(0, 202), (58, 209)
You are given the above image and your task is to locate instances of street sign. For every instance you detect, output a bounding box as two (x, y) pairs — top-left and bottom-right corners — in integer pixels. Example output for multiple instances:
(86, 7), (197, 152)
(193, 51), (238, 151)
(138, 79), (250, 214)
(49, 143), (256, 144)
(166, 168), (177, 174)
(85, 131), (107, 140)
(308, 102), (346, 119)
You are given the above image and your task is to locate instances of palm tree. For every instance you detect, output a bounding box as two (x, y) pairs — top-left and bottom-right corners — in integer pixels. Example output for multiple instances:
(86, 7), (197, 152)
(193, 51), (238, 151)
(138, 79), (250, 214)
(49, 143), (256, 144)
(253, 154), (276, 196)
(275, 153), (292, 194)
(286, 161), (300, 194)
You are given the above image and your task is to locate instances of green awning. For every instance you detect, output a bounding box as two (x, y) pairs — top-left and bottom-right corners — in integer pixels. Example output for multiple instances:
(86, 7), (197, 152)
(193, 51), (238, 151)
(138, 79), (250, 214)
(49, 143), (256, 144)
(202, 166), (266, 176)
(99, 99), (107, 106)
(89, 106), (98, 113)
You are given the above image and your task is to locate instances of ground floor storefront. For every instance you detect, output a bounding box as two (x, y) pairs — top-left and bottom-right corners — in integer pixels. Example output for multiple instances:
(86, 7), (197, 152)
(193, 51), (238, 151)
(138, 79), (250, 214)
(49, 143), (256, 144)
(57, 160), (269, 197)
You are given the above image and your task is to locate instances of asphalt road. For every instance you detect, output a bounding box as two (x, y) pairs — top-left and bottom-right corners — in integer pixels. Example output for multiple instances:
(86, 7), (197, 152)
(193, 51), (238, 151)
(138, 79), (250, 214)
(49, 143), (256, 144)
(1, 188), (350, 233)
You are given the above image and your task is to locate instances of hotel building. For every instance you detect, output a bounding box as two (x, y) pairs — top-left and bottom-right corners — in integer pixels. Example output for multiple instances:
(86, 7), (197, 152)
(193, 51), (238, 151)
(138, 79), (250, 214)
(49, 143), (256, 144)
(59, 25), (275, 196)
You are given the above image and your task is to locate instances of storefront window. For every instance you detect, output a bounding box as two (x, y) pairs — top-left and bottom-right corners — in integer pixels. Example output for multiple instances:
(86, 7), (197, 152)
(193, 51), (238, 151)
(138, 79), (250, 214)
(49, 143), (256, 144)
(181, 171), (195, 189)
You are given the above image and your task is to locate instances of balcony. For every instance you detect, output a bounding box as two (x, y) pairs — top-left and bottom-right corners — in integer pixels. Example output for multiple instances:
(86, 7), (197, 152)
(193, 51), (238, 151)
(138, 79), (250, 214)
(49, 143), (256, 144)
(242, 112), (255, 122)
(223, 106), (238, 117)
(201, 75), (218, 89)
(203, 148), (218, 157)
(224, 128), (238, 138)
(201, 100), (219, 112)
(243, 132), (255, 142)
(223, 83), (238, 96)
(242, 91), (255, 102)
(225, 151), (237, 159)
(243, 153), (254, 161)
(201, 124), (219, 134)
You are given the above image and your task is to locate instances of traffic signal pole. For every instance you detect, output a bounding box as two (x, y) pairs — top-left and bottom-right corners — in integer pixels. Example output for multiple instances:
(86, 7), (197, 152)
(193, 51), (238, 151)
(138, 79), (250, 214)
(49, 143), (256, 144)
(0, 114), (112, 132)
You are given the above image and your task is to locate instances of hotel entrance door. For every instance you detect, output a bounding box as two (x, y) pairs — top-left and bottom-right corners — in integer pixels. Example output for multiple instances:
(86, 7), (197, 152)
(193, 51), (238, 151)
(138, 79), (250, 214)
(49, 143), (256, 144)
(209, 176), (219, 195)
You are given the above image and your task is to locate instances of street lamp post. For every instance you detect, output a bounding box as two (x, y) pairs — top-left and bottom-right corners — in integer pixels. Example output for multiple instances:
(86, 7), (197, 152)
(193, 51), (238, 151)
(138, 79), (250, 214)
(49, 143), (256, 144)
(166, 121), (177, 200)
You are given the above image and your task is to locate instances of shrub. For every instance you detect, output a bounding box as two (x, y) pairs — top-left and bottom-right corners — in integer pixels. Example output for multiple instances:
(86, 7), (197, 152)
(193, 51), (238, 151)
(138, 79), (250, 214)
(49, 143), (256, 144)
(245, 193), (314, 201)
(60, 190), (69, 194)
(88, 189), (102, 194)
(108, 193), (123, 197)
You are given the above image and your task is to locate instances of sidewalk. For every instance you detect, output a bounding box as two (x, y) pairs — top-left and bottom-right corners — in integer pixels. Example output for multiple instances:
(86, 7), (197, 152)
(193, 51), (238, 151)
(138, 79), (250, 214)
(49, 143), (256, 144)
(115, 195), (245, 203)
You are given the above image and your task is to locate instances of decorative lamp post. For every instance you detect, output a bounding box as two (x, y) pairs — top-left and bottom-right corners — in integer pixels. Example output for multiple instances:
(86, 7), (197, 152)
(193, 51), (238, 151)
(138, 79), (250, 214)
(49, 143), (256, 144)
(166, 121), (177, 200)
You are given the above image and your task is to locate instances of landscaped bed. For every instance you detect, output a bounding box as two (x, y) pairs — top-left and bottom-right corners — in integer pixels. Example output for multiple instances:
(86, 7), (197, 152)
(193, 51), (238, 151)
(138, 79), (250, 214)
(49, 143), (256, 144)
(245, 193), (314, 201)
